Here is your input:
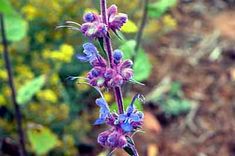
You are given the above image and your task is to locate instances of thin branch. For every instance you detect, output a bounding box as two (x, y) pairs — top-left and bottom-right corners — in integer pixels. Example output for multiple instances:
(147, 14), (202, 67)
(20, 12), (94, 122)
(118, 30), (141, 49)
(0, 14), (27, 156)
(132, 0), (149, 62)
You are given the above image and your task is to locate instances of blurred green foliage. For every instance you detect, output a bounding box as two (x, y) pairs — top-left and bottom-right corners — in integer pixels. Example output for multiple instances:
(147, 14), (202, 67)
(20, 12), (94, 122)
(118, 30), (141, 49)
(148, 0), (177, 18)
(0, 0), (178, 155)
(17, 75), (45, 105)
(0, 0), (27, 41)
(154, 81), (191, 116)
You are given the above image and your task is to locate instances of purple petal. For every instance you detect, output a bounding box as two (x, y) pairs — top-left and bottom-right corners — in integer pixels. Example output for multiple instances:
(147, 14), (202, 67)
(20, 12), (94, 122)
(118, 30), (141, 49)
(94, 118), (105, 125)
(83, 42), (98, 54)
(121, 122), (133, 132)
(107, 4), (118, 17)
(76, 54), (89, 62)
(130, 113), (140, 122)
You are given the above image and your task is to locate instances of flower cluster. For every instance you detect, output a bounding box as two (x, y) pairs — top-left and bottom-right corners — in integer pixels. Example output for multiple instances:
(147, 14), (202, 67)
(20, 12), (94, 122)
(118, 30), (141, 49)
(95, 94), (144, 149)
(81, 5), (128, 39)
(59, 5), (128, 40)
(76, 43), (133, 88)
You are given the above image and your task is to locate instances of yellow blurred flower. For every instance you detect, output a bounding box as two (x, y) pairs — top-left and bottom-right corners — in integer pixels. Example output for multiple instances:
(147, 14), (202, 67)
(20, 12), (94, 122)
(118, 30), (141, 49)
(162, 15), (177, 29)
(43, 44), (74, 63)
(35, 31), (46, 43)
(0, 69), (8, 80)
(104, 92), (113, 103)
(0, 94), (6, 106)
(144, 20), (161, 35)
(37, 89), (58, 103)
(57, 104), (69, 120)
(50, 74), (60, 85)
(21, 4), (38, 21)
(15, 65), (34, 80)
(2, 87), (11, 97)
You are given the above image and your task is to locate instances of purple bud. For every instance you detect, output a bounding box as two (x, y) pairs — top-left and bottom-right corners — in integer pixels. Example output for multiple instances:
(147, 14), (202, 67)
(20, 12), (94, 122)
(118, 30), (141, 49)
(118, 135), (127, 148)
(91, 57), (107, 67)
(104, 68), (115, 79)
(91, 68), (101, 77)
(121, 68), (133, 80)
(107, 5), (128, 30)
(120, 60), (133, 69)
(97, 130), (111, 146)
(113, 49), (123, 63)
(109, 13), (128, 30)
(107, 131), (119, 147)
(108, 5), (118, 17)
(108, 75), (123, 87)
(83, 12), (95, 22)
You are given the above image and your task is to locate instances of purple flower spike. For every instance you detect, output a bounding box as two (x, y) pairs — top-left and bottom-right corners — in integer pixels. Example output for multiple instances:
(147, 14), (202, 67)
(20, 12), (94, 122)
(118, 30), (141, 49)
(76, 43), (99, 64)
(107, 5), (128, 31)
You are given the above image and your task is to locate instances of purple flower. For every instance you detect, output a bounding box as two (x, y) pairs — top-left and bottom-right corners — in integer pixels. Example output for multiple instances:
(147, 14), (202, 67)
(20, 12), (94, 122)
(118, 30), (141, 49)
(118, 94), (144, 132)
(76, 43), (99, 64)
(98, 129), (127, 148)
(80, 22), (107, 39)
(107, 5), (128, 31)
(94, 98), (110, 125)
(86, 48), (133, 88)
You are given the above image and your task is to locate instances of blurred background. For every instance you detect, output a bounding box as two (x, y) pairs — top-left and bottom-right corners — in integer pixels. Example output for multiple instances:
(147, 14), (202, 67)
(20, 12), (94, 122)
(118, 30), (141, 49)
(0, 0), (235, 155)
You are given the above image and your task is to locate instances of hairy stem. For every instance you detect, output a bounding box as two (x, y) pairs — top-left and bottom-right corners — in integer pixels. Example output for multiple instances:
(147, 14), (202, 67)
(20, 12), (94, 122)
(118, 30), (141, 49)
(0, 14), (27, 156)
(100, 0), (113, 68)
(100, 0), (124, 114)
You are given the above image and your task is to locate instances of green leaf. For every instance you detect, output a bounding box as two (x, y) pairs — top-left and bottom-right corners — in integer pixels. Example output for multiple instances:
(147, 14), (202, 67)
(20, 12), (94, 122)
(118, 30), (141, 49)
(148, 0), (177, 18)
(0, 0), (27, 42)
(17, 75), (46, 105)
(4, 15), (28, 42)
(124, 146), (135, 156)
(0, 0), (16, 15)
(27, 125), (59, 155)
(120, 40), (136, 59)
(133, 49), (152, 81)
(110, 97), (143, 113)
(120, 40), (152, 81)
(121, 20), (138, 33)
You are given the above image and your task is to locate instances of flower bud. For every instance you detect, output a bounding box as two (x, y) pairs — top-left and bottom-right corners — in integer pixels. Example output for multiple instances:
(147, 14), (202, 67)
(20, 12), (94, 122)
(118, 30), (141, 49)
(121, 68), (133, 80)
(107, 131), (119, 148)
(118, 135), (127, 148)
(83, 12), (95, 22)
(91, 68), (100, 77)
(108, 75), (123, 87)
(113, 49), (123, 64)
(97, 130), (111, 146)
(104, 68), (115, 79)
(120, 60), (133, 69)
